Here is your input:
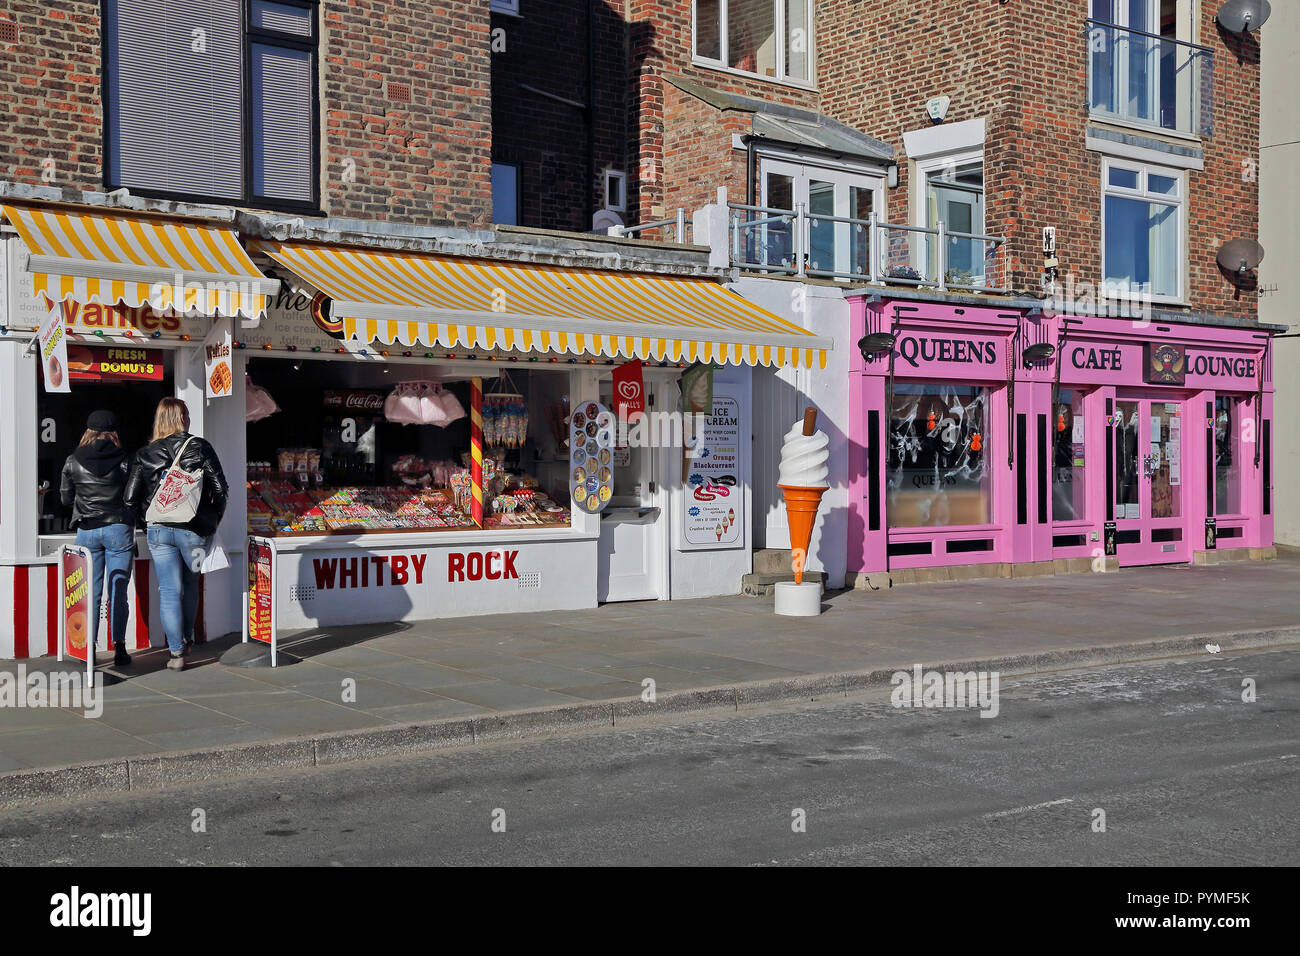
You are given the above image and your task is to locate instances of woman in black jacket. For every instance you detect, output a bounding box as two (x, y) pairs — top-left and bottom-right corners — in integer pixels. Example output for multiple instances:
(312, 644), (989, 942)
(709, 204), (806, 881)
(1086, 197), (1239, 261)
(59, 410), (135, 667)
(124, 398), (228, 671)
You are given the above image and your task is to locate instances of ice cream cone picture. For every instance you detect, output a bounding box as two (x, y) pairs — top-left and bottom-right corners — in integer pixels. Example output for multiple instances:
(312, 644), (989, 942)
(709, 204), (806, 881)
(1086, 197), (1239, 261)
(715, 523), (723, 541)
(778, 407), (830, 585)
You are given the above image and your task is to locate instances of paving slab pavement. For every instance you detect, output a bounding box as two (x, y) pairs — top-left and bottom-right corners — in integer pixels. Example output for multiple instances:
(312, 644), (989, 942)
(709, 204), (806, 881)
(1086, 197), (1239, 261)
(1, 556), (1298, 806)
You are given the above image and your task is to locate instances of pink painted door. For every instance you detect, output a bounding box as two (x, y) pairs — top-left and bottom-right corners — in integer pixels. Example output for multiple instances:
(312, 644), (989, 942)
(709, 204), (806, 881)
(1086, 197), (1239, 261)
(1113, 395), (1191, 565)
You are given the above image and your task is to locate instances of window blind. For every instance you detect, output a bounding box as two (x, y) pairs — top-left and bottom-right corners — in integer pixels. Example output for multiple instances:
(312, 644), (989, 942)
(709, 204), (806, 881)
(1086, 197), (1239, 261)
(107, 0), (244, 199)
(252, 43), (314, 203)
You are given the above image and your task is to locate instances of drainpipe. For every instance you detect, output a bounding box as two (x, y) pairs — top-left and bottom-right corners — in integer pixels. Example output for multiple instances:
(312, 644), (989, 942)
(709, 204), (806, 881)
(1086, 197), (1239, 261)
(746, 136), (756, 208)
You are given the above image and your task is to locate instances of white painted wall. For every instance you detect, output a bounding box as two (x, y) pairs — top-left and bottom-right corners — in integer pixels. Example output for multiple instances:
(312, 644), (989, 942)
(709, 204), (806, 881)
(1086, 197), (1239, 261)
(1260, 3), (1300, 545)
(730, 276), (851, 589)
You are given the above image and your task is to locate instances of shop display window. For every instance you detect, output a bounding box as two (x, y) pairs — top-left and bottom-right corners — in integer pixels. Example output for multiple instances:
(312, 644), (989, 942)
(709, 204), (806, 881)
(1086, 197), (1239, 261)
(244, 358), (574, 536)
(36, 346), (174, 536)
(1215, 395), (1243, 516)
(1052, 388), (1087, 522)
(887, 382), (991, 527)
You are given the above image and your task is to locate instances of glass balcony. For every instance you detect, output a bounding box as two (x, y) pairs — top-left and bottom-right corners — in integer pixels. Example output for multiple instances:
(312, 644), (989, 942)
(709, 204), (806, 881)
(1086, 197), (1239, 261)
(1086, 19), (1214, 138)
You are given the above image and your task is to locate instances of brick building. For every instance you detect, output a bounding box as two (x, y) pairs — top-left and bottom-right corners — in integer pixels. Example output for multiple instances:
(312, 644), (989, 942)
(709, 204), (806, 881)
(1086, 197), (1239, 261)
(0, 0), (494, 225)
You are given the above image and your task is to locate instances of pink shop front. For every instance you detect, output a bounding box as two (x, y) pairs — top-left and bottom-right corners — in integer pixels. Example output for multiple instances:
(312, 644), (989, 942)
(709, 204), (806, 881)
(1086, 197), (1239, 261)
(847, 296), (1275, 576)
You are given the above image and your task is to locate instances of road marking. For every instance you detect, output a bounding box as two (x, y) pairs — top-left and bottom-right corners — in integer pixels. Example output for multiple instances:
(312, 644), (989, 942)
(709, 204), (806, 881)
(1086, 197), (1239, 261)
(983, 798), (1073, 819)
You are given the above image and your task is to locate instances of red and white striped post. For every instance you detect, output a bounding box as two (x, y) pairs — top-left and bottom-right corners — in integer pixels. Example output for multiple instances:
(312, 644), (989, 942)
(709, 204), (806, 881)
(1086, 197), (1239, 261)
(471, 376), (484, 529)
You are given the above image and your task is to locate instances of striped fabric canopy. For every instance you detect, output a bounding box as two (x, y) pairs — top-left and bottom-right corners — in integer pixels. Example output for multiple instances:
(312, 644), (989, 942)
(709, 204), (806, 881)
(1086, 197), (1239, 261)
(256, 241), (831, 369)
(3, 203), (278, 319)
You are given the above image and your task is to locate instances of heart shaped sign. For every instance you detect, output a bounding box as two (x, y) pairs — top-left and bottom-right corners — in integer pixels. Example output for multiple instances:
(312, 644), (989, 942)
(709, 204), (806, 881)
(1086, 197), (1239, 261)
(617, 380), (640, 401)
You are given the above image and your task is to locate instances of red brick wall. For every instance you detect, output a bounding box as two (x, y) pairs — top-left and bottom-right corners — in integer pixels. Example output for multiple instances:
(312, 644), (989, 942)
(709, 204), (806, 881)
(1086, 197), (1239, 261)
(0, 3), (104, 191)
(628, 0), (819, 221)
(0, 1), (494, 227)
(636, 0), (1259, 319)
(321, 0), (492, 226)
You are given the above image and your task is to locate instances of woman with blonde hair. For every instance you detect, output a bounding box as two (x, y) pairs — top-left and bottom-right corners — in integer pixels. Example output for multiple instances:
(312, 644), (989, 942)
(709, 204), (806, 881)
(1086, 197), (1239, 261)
(125, 398), (228, 671)
(59, 410), (135, 667)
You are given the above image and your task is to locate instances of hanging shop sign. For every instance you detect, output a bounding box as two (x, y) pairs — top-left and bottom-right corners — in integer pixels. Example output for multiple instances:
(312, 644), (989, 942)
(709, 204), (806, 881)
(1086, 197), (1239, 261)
(204, 316), (234, 398)
(67, 346), (165, 382)
(569, 401), (615, 513)
(37, 300), (71, 393)
(245, 536), (279, 666)
(682, 389), (743, 548)
(57, 544), (95, 687)
(611, 358), (646, 419)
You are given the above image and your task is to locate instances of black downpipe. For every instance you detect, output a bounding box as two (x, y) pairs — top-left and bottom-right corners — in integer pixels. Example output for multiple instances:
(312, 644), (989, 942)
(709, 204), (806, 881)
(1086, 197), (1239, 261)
(746, 136), (756, 207)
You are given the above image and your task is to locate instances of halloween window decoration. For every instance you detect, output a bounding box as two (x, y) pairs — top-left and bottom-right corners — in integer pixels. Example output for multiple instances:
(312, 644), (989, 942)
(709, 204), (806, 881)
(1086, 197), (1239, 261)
(1215, 395), (1244, 515)
(887, 383), (991, 527)
(1052, 387), (1087, 521)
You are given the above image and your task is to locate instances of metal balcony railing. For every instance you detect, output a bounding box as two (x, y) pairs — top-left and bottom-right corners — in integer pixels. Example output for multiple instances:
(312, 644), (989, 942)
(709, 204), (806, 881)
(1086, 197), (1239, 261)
(1085, 18), (1214, 138)
(606, 210), (692, 244)
(727, 202), (1009, 294)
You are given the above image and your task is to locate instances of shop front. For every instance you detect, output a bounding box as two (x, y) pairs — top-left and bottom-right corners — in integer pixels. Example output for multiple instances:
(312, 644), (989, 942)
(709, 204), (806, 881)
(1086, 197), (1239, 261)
(847, 294), (1274, 579)
(0, 201), (829, 658)
(0, 203), (277, 658)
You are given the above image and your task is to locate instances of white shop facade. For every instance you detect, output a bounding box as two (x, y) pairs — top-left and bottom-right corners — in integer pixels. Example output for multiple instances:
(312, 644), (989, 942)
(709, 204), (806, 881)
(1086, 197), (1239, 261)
(0, 201), (830, 659)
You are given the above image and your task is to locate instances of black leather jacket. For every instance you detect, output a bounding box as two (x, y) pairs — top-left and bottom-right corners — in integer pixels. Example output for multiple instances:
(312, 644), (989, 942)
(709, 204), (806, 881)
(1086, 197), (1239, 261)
(125, 432), (229, 537)
(59, 444), (133, 530)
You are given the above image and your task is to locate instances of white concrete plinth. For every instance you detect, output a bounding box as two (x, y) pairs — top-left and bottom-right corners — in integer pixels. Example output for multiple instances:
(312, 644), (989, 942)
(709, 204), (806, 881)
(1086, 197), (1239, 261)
(774, 581), (823, 617)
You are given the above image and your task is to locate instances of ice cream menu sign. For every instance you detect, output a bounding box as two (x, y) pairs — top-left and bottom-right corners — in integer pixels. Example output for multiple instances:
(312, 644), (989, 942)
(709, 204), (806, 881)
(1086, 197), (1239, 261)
(683, 392), (742, 547)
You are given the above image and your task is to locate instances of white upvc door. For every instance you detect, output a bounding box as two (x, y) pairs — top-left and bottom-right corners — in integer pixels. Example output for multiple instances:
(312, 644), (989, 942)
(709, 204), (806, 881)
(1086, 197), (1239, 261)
(760, 158), (885, 279)
(596, 385), (666, 603)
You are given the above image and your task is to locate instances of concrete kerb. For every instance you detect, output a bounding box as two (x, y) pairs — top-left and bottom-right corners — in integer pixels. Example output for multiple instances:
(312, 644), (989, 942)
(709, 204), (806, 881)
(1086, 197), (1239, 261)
(0, 626), (1296, 811)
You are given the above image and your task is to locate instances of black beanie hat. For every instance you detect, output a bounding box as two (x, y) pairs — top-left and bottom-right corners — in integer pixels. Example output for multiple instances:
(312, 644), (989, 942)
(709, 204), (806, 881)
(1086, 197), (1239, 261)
(87, 409), (119, 433)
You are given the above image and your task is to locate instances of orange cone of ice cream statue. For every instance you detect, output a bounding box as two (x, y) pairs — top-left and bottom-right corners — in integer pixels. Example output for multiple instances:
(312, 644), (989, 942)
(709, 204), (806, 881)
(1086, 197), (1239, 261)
(775, 407), (830, 617)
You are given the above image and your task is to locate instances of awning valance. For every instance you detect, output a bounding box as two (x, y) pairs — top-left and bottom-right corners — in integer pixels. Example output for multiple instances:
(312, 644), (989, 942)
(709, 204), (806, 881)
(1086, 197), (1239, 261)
(256, 241), (830, 369)
(3, 204), (278, 319)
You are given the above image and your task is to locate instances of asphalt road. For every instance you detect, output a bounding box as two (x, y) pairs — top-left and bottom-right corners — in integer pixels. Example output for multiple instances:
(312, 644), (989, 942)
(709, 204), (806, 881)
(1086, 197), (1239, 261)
(1, 649), (1296, 866)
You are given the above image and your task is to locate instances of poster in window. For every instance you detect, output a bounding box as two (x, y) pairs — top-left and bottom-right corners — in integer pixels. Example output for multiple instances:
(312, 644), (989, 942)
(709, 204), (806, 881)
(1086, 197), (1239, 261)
(682, 390), (743, 549)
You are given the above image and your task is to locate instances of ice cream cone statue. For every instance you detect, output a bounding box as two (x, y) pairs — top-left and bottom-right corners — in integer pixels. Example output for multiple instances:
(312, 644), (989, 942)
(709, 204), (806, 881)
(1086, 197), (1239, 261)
(778, 408), (830, 586)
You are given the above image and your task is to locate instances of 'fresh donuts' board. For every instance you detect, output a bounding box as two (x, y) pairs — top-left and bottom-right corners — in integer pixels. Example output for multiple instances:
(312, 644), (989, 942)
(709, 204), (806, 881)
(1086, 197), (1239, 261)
(569, 401), (615, 513)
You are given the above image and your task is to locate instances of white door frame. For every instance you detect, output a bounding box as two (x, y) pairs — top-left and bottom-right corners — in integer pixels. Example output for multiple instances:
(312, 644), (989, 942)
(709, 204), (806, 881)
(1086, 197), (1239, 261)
(759, 155), (887, 278)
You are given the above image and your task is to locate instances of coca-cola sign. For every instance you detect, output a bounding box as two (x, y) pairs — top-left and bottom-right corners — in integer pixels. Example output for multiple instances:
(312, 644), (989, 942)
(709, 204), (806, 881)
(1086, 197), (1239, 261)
(324, 390), (386, 411)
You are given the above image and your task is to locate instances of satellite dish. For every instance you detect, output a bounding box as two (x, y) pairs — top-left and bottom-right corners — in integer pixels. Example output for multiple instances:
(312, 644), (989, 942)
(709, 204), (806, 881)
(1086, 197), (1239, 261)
(1217, 0), (1270, 33)
(1216, 238), (1265, 282)
(592, 209), (624, 235)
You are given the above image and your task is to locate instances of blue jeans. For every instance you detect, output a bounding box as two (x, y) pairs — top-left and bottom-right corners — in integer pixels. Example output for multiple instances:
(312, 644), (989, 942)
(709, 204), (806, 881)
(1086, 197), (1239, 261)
(146, 525), (208, 655)
(75, 523), (135, 653)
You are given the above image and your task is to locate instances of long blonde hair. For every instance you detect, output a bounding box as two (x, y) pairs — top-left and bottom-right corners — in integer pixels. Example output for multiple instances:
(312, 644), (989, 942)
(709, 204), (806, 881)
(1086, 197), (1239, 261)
(151, 397), (190, 442)
(78, 429), (121, 448)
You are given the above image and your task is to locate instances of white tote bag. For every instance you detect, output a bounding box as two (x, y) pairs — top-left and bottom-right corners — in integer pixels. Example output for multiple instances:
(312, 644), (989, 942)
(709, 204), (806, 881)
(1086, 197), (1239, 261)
(145, 437), (205, 525)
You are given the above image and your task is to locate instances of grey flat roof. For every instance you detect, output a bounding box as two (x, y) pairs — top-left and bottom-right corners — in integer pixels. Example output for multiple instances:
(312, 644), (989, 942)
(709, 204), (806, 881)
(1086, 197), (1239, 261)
(664, 75), (895, 164)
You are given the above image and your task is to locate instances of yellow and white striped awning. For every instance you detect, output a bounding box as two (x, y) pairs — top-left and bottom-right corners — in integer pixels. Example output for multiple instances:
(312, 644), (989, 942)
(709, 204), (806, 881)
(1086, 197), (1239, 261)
(256, 241), (830, 369)
(3, 204), (278, 319)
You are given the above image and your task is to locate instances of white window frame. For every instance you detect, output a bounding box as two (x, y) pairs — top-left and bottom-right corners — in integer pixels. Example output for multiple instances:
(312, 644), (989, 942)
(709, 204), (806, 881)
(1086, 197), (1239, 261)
(1100, 156), (1187, 305)
(912, 147), (985, 282)
(603, 169), (627, 213)
(490, 0), (520, 15)
(691, 0), (816, 90)
(758, 151), (886, 278)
